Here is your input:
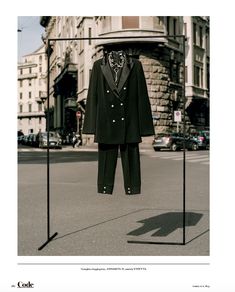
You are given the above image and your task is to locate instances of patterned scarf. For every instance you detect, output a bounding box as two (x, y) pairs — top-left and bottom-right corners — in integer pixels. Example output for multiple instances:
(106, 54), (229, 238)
(108, 51), (126, 85)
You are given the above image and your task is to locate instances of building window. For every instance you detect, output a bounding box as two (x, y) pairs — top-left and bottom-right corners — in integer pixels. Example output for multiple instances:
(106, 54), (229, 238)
(122, 16), (139, 29)
(193, 23), (197, 45)
(199, 26), (203, 47)
(39, 55), (42, 64)
(29, 67), (32, 74)
(185, 66), (188, 83)
(200, 67), (203, 87)
(20, 68), (23, 75)
(20, 80), (23, 87)
(80, 69), (84, 89)
(39, 117), (42, 124)
(166, 17), (179, 37)
(170, 60), (180, 83)
(194, 66), (200, 86)
(173, 18), (177, 37)
(88, 27), (92, 45)
(19, 104), (23, 113)
(39, 66), (42, 73)
(194, 65), (203, 87)
(20, 92), (23, 99)
(38, 103), (42, 112)
(29, 79), (32, 86)
(166, 17), (170, 34)
(29, 104), (32, 112)
(29, 92), (32, 99)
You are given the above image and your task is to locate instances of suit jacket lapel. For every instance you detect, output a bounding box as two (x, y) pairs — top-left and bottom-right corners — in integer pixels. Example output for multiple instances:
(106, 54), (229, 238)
(101, 62), (119, 98)
(117, 60), (134, 93)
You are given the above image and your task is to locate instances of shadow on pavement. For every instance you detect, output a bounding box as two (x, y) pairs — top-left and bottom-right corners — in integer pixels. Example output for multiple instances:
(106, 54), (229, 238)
(127, 212), (203, 237)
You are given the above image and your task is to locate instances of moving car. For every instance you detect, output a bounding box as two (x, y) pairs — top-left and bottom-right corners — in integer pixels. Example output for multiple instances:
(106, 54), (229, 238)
(38, 131), (62, 149)
(152, 132), (199, 151)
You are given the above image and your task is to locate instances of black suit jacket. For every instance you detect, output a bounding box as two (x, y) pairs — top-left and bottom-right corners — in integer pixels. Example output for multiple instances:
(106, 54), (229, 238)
(83, 57), (155, 144)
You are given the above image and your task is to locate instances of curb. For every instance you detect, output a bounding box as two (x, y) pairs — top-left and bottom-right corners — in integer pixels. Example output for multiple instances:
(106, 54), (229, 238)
(18, 146), (153, 153)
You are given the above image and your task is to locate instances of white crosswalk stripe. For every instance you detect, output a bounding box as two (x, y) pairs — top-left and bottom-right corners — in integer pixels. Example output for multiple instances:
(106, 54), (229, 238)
(150, 152), (209, 165)
(187, 157), (209, 163)
(172, 154), (208, 161)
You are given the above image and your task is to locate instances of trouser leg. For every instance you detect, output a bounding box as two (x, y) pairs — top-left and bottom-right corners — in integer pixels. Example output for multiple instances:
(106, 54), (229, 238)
(120, 143), (141, 195)
(97, 143), (118, 194)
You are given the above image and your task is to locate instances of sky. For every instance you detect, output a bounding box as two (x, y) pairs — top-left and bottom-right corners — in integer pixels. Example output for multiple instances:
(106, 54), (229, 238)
(17, 16), (45, 61)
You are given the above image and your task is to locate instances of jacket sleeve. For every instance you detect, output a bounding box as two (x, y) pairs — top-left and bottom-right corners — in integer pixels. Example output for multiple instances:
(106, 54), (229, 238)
(82, 61), (98, 134)
(137, 60), (155, 137)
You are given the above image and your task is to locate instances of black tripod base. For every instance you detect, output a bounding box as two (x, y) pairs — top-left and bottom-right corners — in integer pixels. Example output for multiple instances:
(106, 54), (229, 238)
(38, 232), (58, 251)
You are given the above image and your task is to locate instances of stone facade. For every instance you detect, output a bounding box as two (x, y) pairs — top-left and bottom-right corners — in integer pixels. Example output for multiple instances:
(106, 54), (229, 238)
(139, 46), (186, 135)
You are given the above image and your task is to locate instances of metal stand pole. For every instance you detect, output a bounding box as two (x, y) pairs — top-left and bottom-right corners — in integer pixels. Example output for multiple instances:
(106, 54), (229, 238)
(38, 40), (58, 250)
(182, 36), (186, 245)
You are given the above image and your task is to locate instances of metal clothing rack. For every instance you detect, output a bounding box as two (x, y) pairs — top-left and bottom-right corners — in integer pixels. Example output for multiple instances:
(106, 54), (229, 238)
(38, 34), (187, 250)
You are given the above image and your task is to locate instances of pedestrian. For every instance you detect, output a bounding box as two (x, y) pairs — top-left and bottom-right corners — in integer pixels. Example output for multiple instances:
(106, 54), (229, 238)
(72, 132), (78, 148)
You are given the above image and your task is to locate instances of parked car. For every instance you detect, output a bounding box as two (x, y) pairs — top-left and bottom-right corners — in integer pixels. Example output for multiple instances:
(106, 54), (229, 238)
(191, 130), (209, 149)
(38, 131), (62, 149)
(152, 132), (199, 151)
(17, 135), (24, 144)
(27, 134), (36, 147)
(17, 131), (24, 144)
(22, 135), (30, 145)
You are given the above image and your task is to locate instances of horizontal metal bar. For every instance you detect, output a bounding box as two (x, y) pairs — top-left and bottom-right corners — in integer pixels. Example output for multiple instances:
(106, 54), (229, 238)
(48, 35), (186, 42)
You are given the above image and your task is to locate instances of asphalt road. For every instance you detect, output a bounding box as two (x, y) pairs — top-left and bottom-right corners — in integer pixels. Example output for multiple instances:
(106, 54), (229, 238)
(18, 146), (209, 256)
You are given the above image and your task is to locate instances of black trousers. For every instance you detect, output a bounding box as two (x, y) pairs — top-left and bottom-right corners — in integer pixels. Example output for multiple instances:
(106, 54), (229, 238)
(98, 143), (141, 195)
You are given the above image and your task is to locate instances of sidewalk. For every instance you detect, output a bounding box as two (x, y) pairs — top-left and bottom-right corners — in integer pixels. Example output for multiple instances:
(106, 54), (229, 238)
(18, 143), (154, 153)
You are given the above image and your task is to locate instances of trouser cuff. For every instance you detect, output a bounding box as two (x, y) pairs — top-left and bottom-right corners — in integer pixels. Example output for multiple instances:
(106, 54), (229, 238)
(125, 186), (141, 195)
(98, 184), (113, 194)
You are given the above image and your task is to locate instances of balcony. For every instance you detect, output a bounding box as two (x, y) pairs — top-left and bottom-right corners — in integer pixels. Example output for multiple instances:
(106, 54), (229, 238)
(64, 98), (77, 109)
(35, 91), (47, 104)
(18, 73), (38, 80)
(17, 111), (45, 118)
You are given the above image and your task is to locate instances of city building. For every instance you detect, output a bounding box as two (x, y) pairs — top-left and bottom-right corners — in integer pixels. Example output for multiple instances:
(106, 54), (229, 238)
(184, 16), (210, 128)
(40, 16), (210, 144)
(17, 45), (47, 135)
